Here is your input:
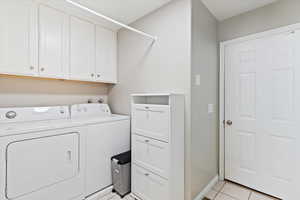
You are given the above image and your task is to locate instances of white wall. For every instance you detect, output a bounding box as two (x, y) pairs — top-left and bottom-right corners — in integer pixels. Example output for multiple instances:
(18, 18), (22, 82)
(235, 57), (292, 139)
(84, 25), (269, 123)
(218, 0), (300, 41)
(108, 0), (192, 198)
(0, 75), (108, 107)
(191, 0), (218, 198)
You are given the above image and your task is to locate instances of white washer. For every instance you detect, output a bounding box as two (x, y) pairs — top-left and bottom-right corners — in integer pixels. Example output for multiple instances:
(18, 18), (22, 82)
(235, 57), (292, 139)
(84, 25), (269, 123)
(0, 106), (86, 200)
(70, 104), (130, 199)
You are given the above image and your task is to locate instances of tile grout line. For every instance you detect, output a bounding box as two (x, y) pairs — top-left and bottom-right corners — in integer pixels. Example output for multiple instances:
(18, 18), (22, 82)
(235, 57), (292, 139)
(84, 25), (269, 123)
(248, 191), (252, 200)
(213, 181), (227, 200)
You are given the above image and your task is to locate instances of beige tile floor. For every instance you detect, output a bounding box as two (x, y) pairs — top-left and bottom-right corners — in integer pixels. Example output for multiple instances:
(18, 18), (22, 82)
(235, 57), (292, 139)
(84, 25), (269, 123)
(99, 181), (280, 200)
(204, 181), (280, 200)
(99, 192), (135, 200)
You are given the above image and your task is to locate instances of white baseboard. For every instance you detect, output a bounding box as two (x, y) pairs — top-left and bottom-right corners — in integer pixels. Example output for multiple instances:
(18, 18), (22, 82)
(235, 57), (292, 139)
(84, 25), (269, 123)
(193, 175), (219, 200)
(85, 186), (113, 200)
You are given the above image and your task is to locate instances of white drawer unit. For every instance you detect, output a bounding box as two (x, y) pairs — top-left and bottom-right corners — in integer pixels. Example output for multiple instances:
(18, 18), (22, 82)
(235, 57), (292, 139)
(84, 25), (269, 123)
(132, 134), (169, 178)
(132, 104), (170, 142)
(131, 93), (184, 200)
(132, 165), (169, 200)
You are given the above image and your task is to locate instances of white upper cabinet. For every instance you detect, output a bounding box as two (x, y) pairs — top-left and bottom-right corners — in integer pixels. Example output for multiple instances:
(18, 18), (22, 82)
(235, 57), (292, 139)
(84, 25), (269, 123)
(38, 5), (68, 79)
(95, 26), (117, 83)
(0, 1), (118, 83)
(70, 17), (95, 81)
(0, 0), (36, 76)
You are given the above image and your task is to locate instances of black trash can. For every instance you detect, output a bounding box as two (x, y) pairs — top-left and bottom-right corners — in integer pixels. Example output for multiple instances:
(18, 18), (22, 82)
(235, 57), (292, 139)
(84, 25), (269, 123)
(111, 151), (131, 198)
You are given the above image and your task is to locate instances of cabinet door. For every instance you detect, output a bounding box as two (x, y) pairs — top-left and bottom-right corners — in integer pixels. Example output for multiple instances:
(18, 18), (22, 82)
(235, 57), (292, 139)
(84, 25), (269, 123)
(132, 104), (170, 142)
(95, 26), (117, 83)
(132, 135), (169, 178)
(70, 16), (95, 81)
(132, 165), (169, 200)
(0, 0), (36, 76)
(38, 5), (68, 79)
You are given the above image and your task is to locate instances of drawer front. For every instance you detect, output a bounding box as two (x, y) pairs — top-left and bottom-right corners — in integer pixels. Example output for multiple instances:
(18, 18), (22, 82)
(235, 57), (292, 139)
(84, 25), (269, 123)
(132, 105), (170, 142)
(132, 165), (169, 200)
(132, 135), (169, 178)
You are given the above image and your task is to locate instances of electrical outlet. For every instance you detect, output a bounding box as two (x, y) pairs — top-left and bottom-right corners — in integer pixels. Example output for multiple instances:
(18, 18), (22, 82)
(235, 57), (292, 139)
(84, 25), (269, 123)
(195, 74), (201, 86)
(208, 104), (214, 114)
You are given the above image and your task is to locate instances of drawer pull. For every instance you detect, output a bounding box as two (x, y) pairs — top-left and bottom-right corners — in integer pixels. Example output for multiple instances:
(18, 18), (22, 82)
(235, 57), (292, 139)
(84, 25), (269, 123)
(144, 173), (150, 176)
(136, 108), (148, 111)
(145, 140), (150, 143)
(148, 110), (164, 113)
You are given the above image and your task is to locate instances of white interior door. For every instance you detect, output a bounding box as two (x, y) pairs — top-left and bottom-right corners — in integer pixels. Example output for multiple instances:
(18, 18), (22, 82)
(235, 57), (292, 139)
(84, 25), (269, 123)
(38, 5), (68, 78)
(224, 30), (300, 200)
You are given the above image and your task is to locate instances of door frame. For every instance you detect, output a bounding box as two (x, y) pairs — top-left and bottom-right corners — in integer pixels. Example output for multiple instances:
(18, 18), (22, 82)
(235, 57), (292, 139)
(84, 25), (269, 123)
(219, 22), (300, 180)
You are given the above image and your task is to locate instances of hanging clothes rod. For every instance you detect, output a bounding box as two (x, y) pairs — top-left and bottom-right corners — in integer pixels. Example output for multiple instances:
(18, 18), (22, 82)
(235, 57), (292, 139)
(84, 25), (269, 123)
(65, 0), (157, 41)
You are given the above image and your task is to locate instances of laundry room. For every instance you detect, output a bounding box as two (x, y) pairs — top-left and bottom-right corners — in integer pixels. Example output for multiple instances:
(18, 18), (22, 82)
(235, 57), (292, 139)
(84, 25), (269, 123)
(1, 0), (300, 200)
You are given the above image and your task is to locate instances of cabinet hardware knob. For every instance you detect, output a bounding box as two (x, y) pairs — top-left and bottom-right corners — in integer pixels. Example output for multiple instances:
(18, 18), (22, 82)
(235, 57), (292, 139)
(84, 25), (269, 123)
(40, 68), (45, 72)
(145, 140), (149, 143)
(30, 66), (34, 70)
(144, 173), (149, 176)
(6, 111), (17, 119)
(91, 73), (94, 77)
(97, 74), (100, 78)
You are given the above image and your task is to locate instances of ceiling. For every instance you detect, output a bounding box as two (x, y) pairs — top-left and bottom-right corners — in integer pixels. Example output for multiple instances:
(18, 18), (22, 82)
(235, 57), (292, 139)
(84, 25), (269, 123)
(56, 0), (279, 29)
(201, 0), (278, 21)
(73, 0), (172, 25)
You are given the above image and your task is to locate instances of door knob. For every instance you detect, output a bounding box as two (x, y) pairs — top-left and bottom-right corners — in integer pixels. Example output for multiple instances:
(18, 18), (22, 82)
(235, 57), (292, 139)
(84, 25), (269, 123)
(226, 120), (233, 126)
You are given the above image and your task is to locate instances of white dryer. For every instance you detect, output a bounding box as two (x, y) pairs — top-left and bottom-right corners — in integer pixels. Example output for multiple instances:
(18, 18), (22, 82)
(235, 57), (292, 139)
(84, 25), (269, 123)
(0, 106), (86, 200)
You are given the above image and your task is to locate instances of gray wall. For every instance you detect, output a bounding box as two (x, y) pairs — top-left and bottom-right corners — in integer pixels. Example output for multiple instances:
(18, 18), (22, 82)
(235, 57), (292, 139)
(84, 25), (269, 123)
(0, 75), (108, 107)
(191, 0), (218, 198)
(108, 0), (192, 199)
(218, 0), (300, 41)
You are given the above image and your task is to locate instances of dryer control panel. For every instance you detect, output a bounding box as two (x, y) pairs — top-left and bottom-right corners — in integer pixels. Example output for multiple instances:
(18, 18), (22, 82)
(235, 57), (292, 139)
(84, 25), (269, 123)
(0, 106), (70, 124)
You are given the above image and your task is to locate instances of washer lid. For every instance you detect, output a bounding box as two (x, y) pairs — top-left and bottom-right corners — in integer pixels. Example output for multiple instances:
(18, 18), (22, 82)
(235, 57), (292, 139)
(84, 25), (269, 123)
(0, 106), (70, 124)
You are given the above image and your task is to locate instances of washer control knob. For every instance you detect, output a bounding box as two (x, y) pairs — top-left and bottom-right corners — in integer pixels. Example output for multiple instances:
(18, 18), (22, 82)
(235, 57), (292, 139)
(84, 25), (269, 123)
(6, 111), (17, 119)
